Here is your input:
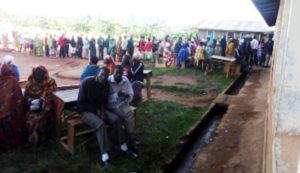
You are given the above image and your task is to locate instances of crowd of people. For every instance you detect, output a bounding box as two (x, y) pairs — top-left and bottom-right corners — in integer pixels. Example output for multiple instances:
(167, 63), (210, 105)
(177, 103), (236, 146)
(1, 31), (274, 72)
(0, 51), (145, 167)
(0, 29), (274, 168)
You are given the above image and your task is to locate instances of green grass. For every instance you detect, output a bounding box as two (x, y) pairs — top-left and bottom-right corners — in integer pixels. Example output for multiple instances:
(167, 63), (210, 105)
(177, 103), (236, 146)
(0, 101), (204, 173)
(0, 67), (234, 173)
(152, 84), (206, 94)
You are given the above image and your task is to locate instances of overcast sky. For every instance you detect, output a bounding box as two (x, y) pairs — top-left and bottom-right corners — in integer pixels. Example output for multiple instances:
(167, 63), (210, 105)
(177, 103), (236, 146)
(0, 0), (265, 26)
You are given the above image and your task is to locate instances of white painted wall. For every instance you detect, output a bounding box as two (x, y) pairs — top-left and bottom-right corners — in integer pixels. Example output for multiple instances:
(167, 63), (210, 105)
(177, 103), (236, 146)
(270, 0), (300, 172)
(273, 0), (300, 135)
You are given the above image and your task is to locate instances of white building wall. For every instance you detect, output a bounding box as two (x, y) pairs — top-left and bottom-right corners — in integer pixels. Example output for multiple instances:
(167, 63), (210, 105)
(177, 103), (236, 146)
(270, 0), (300, 172)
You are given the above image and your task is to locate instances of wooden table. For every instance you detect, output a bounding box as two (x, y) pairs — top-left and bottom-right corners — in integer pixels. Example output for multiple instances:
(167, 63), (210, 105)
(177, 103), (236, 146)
(211, 55), (237, 78)
(53, 89), (79, 138)
(52, 70), (152, 138)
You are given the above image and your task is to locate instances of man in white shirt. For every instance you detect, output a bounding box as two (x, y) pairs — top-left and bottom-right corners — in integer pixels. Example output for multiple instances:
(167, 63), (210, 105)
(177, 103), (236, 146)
(250, 36), (259, 67)
(106, 65), (140, 154)
(121, 35), (128, 57)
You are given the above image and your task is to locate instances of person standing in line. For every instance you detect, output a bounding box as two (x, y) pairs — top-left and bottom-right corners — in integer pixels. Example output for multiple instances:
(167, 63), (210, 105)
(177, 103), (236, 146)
(220, 35), (227, 57)
(69, 36), (76, 58)
(151, 36), (160, 63)
(48, 34), (53, 56)
(176, 43), (189, 68)
(257, 38), (265, 66)
(77, 35), (83, 58)
(127, 35), (134, 56)
(89, 37), (97, 58)
(264, 35), (274, 67)
(64, 36), (70, 58)
(58, 34), (65, 58)
(138, 36), (146, 59)
(83, 37), (90, 59)
(52, 34), (58, 57)
(105, 35), (111, 55)
(44, 33), (49, 57)
(108, 38), (116, 61)
(145, 37), (153, 61)
(250, 35), (259, 66)
(116, 36), (123, 62)
(97, 35), (105, 60)
(121, 35), (128, 57)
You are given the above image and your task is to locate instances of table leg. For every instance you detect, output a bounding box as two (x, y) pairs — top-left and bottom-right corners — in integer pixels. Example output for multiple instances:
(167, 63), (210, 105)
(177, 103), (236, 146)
(53, 96), (65, 139)
(146, 75), (151, 99)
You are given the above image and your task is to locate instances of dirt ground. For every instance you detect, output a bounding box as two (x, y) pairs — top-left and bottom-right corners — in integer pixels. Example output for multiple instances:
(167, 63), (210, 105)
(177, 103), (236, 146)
(0, 50), (90, 85)
(0, 50), (216, 107)
(151, 88), (217, 108)
(153, 74), (201, 86)
(192, 68), (269, 173)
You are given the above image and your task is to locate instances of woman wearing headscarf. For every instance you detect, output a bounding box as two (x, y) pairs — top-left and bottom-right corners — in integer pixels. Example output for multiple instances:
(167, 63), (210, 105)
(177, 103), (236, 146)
(0, 63), (26, 152)
(130, 53), (144, 82)
(24, 65), (57, 145)
(176, 43), (189, 68)
(163, 42), (173, 67)
(2, 55), (20, 81)
(103, 55), (115, 75)
(130, 53), (144, 105)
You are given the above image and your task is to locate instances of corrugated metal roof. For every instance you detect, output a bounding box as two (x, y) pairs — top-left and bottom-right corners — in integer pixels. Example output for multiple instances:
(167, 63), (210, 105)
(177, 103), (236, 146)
(195, 20), (274, 33)
(252, 0), (280, 26)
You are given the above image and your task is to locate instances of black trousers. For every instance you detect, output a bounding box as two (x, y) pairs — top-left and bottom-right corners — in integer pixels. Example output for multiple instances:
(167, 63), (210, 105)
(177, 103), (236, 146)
(59, 46), (65, 58)
(77, 47), (82, 58)
(98, 47), (104, 60)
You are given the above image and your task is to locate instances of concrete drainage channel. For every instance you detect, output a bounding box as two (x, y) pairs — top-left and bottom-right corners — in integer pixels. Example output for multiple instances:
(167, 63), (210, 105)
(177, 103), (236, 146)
(163, 72), (249, 173)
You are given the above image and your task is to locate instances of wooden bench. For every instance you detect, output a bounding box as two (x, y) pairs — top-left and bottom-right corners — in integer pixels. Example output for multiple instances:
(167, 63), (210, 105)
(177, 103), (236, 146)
(61, 106), (137, 154)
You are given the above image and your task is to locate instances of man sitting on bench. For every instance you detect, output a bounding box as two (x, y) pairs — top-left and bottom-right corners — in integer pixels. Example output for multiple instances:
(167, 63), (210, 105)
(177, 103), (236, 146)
(77, 67), (136, 167)
(106, 65), (140, 148)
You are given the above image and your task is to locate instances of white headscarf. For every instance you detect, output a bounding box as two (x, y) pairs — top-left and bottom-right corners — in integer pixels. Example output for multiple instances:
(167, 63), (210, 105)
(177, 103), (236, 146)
(2, 55), (15, 65)
(133, 52), (142, 60)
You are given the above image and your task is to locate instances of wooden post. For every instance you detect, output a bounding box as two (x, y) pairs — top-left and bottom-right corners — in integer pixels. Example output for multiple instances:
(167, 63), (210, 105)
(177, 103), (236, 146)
(67, 123), (75, 154)
(146, 75), (151, 99)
